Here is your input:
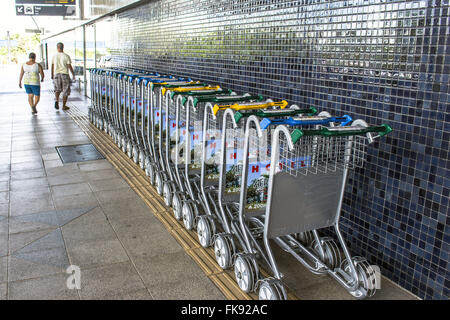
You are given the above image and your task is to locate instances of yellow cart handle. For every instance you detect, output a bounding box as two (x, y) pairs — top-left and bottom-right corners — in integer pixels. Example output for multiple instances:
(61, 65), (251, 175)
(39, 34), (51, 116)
(213, 100), (288, 115)
(161, 85), (220, 96)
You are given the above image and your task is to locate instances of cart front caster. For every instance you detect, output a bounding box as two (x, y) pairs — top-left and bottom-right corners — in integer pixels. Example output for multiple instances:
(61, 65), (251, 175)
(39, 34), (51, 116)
(132, 145), (140, 164)
(342, 257), (378, 299)
(172, 192), (183, 220)
(258, 278), (287, 300)
(196, 215), (215, 248)
(155, 172), (164, 195)
(127, 142), (134, 158)
(312, 237), (342, 269)
(182, 201), (196, 230)
(214, 234), (234, 269)
(162, 181), (174, 207)
(234, 254), (257, 293)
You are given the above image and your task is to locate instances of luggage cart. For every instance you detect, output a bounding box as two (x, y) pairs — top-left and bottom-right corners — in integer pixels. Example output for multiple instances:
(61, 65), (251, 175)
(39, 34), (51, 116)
(195, 100), (289, 248)
(212, 106), (321, 268)
(230, 112), (355, 294)
(150, 81), (205, 196)
(236, 119), (392, 299)
(160, 86), (229, 207)
(177, 93), (269, 230)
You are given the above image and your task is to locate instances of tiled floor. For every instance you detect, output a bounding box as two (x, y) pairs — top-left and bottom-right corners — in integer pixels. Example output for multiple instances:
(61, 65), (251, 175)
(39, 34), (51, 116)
(0, 66), (417, 300)
(0, 67), (224, 300)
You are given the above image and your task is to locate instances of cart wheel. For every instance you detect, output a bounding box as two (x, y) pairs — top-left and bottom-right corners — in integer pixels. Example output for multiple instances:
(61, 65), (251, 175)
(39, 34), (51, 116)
(311, 237), (341, 269)
(182, 202), (195, 230)
(121, 137), (127, 153)
(296, 231), (314, 246)
(127, 142), (133, 158)
(155, 172), (164, 195)
(258, 279), (286, 300)
(146, 164), (155, 185)
(172, 193), (183, 220)
(196, 215), (215, 248)
(116, 133), (122, 147)
(138, 151), (146, 170)
(214, 234), (233, 269)
(162, 181), (173, 207)
(234, 255), (257, 293)
(341, 257), (378, 299)
(132, 145), (140, 164)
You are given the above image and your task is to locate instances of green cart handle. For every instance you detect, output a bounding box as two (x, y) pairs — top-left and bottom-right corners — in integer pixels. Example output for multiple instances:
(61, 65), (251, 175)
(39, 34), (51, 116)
(290, 124), (393, 144)
(234, 107), (317, 123)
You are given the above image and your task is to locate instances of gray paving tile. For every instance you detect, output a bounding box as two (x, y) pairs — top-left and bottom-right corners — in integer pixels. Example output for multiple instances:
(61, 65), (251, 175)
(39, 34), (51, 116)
(47, 173), (86, 186)
(0, 192), (9, 204)
(11, 161), (43, 172)
(10, 188), (51, 202)
(0, 203), (8, 218)
(0, 234), (7, 257)
(94, 188), (140, 205)
(78, 161), (113, 172)
(14, 229), (65, 254)
(100, 198), (153, 221)
(10, 196), (55, 216)
(82, 169), (121, 181)
(10, 211), (59, 231)
(0, 165), (10, 174)
(66, 239), (129, 269)
(100, 288), (153, 300)
(0, 173), (9, 182)
(8, 273), (79, 300)
(0, 282), (5, 300)
(11, 168), (46, 181)
(119, 229), (184, 259)
(45, 163), (80, 176)
(13, 246), (69, 269)
(132, 251), (204, 288)
(62, 220), (116, 244)
(51, 182), (92, 198)
(78, 261), (146, 300)
(0, 219), (7, 235)
(0, 256), (6, 283)
(53, 193), (99, 211)
(0, 181), (8, 192)
(57, 207), (98, 226)
(88, 177), (130, 192)
(147, 274), (224, 300)
(8, 229), (57, 254)
(8, 252), (67, 282)
(57, 206), (106, 227)
(43, 159), (64, 169)
(9, 177), (49, 191)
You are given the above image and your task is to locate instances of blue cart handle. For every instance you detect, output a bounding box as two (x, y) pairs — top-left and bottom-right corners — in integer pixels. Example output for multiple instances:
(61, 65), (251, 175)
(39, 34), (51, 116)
(260, 115), (352, 130)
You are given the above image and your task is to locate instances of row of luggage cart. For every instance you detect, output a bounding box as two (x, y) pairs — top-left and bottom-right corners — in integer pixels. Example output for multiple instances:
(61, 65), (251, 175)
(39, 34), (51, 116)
(88, 67), (392, 300)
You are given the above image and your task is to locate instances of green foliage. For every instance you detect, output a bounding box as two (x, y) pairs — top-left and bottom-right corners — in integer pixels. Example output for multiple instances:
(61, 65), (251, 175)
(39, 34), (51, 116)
(1, 33), (41, 64)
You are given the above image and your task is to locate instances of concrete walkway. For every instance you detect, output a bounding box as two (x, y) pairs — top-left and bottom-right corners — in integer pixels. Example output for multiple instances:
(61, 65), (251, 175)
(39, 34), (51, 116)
(0, 67), (224, 300)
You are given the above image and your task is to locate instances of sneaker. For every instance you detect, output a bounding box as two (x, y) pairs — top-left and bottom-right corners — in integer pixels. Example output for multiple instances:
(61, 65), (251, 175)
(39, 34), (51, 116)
(62, 106), (70, 111)
(54, 101), (59, 110)
(31, 106), (37, 114)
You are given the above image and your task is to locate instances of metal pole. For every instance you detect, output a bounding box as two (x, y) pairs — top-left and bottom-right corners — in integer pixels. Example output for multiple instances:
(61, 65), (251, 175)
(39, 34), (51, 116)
(83, 24), (87, 96)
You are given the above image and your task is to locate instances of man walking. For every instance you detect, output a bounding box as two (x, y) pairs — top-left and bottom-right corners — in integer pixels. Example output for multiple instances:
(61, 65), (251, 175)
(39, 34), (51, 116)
(51, 42), (75, 111)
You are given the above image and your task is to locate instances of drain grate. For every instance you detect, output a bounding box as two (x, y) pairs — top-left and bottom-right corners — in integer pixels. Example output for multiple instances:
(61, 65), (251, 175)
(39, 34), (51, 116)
(56, 144), (105, 163)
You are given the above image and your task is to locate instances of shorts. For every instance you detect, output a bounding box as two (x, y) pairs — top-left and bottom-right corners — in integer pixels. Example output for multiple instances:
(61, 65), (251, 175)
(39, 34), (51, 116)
(53, 73), (71, 97)
(24, 84), (41, 96)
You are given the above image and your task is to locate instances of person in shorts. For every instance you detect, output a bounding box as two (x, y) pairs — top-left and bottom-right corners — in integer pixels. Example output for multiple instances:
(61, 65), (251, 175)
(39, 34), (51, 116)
(18, 52), (44, 115)
(51, 42), (75, 111)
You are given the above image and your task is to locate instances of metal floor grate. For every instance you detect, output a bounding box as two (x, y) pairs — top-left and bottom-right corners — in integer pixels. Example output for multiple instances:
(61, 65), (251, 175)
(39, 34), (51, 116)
(56, 144), (105, 163)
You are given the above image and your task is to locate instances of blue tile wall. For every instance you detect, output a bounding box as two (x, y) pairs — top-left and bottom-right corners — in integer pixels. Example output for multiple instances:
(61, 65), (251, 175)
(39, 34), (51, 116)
(102, 0), (448, 299)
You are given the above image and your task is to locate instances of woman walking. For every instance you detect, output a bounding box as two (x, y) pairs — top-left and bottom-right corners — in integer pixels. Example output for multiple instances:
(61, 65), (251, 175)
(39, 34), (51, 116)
(18, 52), (44, 114)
